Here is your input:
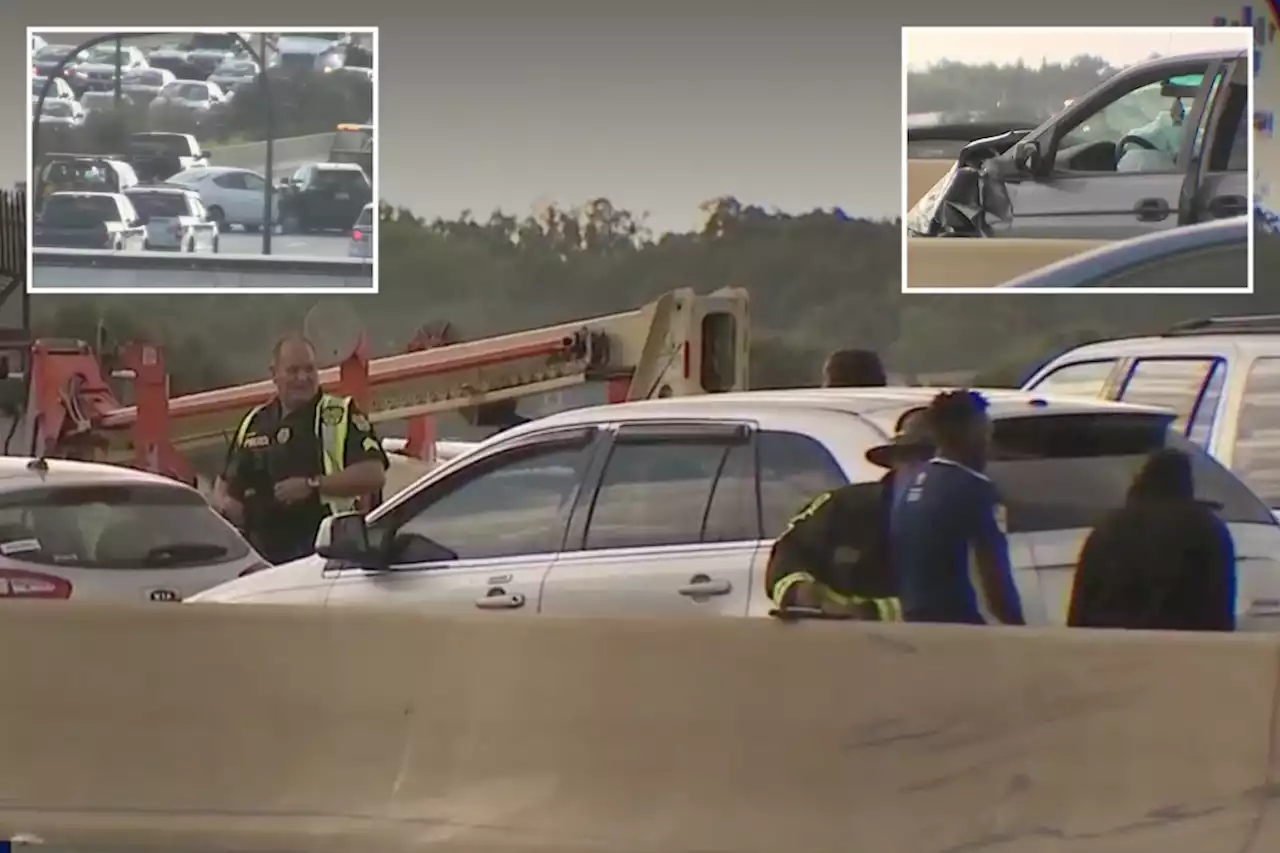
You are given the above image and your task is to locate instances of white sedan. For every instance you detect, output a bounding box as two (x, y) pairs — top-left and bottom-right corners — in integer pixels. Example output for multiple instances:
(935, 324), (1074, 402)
(125, 186), (219, 252)
(31, 75), (76, 101)
(188, 387), (1280, 631)
(165, 166), (277, 232)
(349, 202), (374, 257)
(0, 457), (267, 602)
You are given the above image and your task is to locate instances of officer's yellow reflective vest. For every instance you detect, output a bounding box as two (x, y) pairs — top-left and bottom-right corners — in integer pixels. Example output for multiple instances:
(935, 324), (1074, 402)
(233, 393), (357, 515)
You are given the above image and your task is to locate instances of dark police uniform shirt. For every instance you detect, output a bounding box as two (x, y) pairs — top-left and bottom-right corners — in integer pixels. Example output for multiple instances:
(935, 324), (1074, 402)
(889, 457), (1021, 624)
(222, 392), (388, 564)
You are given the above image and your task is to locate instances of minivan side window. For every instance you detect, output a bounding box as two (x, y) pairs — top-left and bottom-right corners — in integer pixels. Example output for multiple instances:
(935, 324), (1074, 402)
(1027, 359), (1116, 399)
(989, 412), (1273, 534)
(1233, 357), (1280, 508)
(392, 443), (589, 562)
(1118, 357), (1223, 433)
(756, 431), (847, 537)
(582, 438), (743, 550)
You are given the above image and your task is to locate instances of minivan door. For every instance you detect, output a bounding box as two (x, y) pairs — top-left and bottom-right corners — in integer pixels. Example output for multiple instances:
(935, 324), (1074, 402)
(1180, 56), (1250, 224)
(1001, 58), (1220, 238)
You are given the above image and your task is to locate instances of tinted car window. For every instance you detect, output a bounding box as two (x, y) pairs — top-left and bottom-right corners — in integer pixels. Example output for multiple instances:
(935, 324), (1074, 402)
(393, 444), (587, 561)
(1028, 359), (1117, 399)
(583, 439), (735, 550)
(1232, 357), (1280, 507)
(39, 195), (120, 227)
(127, 192), (188, 221)
(1077, 243), (1247, 290)
(1118, 358), (1221, 432)
(311, 169), (369, 191)
(0, 483), (249, 569)
(355, 206), (374, 227)
(989, 412), (1273, 533)
(757, 431), (847, 537)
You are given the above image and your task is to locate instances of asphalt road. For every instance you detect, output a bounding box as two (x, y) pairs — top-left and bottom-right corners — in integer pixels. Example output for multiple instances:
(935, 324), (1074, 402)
(218, 231), (352, 256)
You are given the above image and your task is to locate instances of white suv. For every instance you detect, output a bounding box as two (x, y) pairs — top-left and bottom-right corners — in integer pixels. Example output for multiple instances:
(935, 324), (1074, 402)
(1022, 315), (1280, 517)
(189, 387), (1280, 628)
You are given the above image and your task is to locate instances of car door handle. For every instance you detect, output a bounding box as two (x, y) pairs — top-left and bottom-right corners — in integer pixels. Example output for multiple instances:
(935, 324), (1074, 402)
(1247, 598), (1280, 617)
(475, 588), (526, 610)
(1208, 194), (1248, 218)
(1133, 198), (1171, 222)
(677, 576), (732, 597)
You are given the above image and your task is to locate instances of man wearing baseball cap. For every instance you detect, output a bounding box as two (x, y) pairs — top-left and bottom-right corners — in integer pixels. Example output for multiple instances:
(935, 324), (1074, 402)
(764, 406), (933, 619)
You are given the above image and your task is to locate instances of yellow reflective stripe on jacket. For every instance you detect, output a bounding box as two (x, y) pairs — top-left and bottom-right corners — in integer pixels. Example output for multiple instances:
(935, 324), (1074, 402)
(233, 403), (270, 448)
(315, 394), (356, 515)
(872, 598), (903, 622)
(771, 571), (816, 608)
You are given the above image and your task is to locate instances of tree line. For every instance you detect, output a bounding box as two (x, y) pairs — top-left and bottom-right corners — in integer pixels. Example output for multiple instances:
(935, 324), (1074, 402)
(908, 54), (1123, 125)
(26, 199), (1280, 396)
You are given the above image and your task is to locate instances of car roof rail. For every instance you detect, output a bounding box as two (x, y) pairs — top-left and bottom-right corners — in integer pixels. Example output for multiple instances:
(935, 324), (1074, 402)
(1163, 315), (1280, 336)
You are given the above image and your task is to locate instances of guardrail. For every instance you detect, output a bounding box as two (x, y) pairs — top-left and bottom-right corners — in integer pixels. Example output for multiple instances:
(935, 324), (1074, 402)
(30, 248), (373, 291)
(205, 132), (334, 171)
(0, 605), (1276, 852)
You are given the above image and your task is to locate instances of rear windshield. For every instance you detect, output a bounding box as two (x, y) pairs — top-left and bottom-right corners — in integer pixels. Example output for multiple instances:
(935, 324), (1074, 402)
(355, 206), (374, 226)
(312, 169), (368, 191)
(989, 412), (1274, 531)
(127, 192), (187, 220)
(167, 82), (208, 100)
(39, 195), (120, 227)
(131, 134), (194, 156)
(0, 483), (250, 569)
(40, 100), (75, 117)
(125, 70), (167, 86)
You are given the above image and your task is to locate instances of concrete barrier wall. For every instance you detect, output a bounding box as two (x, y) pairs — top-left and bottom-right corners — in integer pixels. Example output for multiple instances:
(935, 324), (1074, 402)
(207, 133), (333, 174)
(1, 603), (1279, 853)
(907, 238), (1110, 288)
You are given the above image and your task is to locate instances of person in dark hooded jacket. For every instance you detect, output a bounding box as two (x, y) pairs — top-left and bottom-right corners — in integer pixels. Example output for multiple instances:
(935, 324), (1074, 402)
(1068, 448), (1236, 632)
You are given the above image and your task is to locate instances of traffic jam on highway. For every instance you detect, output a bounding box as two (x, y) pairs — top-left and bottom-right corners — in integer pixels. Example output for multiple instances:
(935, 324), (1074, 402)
(2, 289), (1280, 636)
(29, 32), (375, 261)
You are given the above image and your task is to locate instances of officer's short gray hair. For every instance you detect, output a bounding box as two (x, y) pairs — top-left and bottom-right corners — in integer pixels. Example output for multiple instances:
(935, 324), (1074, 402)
(271, 332), (317, 365)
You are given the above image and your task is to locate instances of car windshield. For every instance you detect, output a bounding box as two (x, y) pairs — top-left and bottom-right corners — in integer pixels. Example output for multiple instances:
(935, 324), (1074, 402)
(39, 195), (120, 228)
(313, 169), (368, 191)
(218, 61), (257, 74)
(168, 83), (208, 100)
(41, 100), (74, 117)
(126, 70), (166, 86)
(80, 93), (115, 108)
(85, 46), (126, 63)
(0, 483), (249, 569)
(988, 411), (1274, 533)
(127, 192), (188, 221)
(35, 46), (72, 61)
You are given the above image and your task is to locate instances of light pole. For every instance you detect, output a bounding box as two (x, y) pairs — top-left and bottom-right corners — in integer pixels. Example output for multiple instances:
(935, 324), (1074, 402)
(33, 30), (276, 255)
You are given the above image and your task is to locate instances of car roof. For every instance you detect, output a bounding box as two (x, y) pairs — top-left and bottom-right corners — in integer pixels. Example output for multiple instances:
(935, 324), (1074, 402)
(1036, 327), (1280, 364)
(514, 386), (1172, 440)
(314, 162), (364, 171)
(1000, 216), (1247, 289)
(125, 186), (192, 195)
(48, 191), (120, 199)
(0, 458), (197, 491)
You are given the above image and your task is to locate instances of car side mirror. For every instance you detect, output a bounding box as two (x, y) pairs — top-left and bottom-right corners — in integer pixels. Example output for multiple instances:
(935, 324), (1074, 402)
(278, 177), (291, 187)
(200, 150), (211, 159)
(315, 511), (382, 566)
(1015, 141), (1045, 177)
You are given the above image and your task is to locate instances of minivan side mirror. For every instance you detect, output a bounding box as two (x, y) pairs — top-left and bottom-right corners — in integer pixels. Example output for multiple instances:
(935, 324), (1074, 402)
(316, 511), (382, 566)
(1015, 141), (1044, 177)
(200, 150), (212, 159)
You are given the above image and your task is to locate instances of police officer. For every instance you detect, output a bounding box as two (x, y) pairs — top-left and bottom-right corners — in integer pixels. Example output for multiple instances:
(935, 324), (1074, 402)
(764, 408), (933, 619)
(890, 390), (1025, 625)
(211, 333), (389, 564)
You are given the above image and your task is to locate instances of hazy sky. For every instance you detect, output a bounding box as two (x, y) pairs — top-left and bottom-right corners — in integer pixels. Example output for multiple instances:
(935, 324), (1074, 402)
(2, 1), (1272, 233)
(905, 27), (1255, 71)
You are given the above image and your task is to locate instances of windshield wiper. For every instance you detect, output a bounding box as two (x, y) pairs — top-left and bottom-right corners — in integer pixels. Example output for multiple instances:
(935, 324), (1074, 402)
(141, 542), (229, 567)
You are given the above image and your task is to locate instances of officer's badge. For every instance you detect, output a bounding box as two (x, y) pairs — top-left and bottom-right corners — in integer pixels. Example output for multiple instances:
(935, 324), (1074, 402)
(275, 426), (291, 443)
(995, 504), (1009, 534)
(351, 413), (370, 431)
(320, 405), (345, 426)
(243, 434), (270, 448)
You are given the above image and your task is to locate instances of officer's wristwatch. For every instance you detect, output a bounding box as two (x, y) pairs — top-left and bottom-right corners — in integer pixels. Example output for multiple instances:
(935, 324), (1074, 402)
(306, 476), (321, 493)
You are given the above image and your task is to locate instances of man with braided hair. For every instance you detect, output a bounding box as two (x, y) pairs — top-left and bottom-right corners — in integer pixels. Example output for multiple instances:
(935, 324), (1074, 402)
(890, 389), (1025, 625)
